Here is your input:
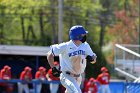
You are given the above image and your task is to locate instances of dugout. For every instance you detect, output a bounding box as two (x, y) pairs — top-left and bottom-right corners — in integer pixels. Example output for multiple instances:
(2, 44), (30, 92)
(0, 45), (64, 93)
(0, 45), (59, 78)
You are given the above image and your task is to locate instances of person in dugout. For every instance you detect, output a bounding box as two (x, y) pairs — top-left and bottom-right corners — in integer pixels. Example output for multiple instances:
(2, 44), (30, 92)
(46, 61), (60, 93)
(0, 65), (14, 93)
(34, 66), (46, 93)
(96, 67), (111, 93)
(18, 66), (32, 93)
(84, 77), (98, 93)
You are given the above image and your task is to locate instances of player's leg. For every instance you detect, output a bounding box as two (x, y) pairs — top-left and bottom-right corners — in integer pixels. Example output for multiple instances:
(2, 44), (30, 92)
(76, 75), (82, 86)
(106, 85), (111, 93)
(60, 73), (81, 93)
(50, 83), (59, 93)
(23, 84), (29, 93)
(100, 85), (104, 93)
(17, 82), (23, 93)
(36, 83), (42, 93)
(60, 73), (82, 93)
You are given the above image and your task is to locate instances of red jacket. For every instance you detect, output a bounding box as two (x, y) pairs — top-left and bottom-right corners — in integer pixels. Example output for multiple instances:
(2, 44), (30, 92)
(84, 82), (98, 93)
(96, 73), (110, 85)
(35, 71), (46, 79)
(20, 71), (32, 80)
(0, 69), (11, 80)
(0, 68), (12, 86)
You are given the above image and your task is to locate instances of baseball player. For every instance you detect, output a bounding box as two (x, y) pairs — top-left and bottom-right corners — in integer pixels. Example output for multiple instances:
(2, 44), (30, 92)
(47, 25), (97, 93)
(18, 66), (32, 93)
(96, 67), (111, 93)
(0, 65), (11, 80)
(34, 66), (46, 93)
(46, 61), (60, 93)
(0, 65), (14, 93)
(84, 77), (98, 93)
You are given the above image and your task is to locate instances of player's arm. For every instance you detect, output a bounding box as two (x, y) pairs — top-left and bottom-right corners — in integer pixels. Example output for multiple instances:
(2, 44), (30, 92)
(20, 72), (25, 80)
(1, 70), (4, 79)
(96, 75), (101, 85)
(94, 85), (98, 93)
(35, 72), (40, 79)
(47, 50), (55, 68)
(46, 69), (51, 79)
(47, 50), (61, 77)
(47, 43), (66, 77)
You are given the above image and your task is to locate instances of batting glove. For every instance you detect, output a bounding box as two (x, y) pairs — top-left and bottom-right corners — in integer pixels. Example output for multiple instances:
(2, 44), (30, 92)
(52, 67), (61, 77)
(86, 55), (97, 62)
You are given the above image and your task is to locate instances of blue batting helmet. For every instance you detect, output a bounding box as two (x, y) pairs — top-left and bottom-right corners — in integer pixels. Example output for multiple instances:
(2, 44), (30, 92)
(69, 25), (88, 40)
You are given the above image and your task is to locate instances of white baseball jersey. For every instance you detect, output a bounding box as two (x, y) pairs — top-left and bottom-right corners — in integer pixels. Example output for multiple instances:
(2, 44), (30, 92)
(51, 40), (96, 74)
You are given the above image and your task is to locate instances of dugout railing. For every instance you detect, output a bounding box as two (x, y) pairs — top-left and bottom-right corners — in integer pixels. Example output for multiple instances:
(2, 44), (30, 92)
(0, 79), (61, 93)
(114, 44), (140, 93)
(114, 44), (140, 79)
(0, 79), (140, 93)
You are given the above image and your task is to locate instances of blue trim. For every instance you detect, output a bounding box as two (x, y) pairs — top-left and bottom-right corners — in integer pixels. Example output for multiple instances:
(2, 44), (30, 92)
(51, 47), (55, 56)
(0, 79), (60, 84)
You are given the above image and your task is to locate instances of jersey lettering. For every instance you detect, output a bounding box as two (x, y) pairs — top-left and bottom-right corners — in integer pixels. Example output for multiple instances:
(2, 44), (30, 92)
(102, 76), (108, 83)
(68, 50), (85, 57)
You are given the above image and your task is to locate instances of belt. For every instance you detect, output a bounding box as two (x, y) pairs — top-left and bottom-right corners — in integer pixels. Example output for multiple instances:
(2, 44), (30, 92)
(65, 71), (80, 77)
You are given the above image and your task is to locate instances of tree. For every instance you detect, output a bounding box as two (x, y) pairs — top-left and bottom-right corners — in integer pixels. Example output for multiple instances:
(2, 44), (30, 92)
(108, 0), (139, 44)
(0, 0), (109, 78)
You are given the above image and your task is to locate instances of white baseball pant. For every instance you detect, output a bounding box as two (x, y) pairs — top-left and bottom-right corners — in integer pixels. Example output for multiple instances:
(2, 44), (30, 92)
(34, 83), (42, 93)
(50, 82), (59, 93)
(18, 82), (29, 93)
(100, 85), (111, 93)
(60, 72), (82, 93)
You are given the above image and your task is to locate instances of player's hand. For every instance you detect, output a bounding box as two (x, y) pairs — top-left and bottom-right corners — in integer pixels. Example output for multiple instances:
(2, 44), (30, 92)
(91, 56), (97, 64)
(52, 67), (61, 77)
(90, 61), (96, 64)
(86, 55), (93, 62)
(86, 55), (97, 63)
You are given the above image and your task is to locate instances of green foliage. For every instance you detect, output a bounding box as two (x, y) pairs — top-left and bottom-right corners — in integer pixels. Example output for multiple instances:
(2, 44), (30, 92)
(0, 0), (50, 45)
(0, 0), (104, 46)
(86, 32), (107, 78)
